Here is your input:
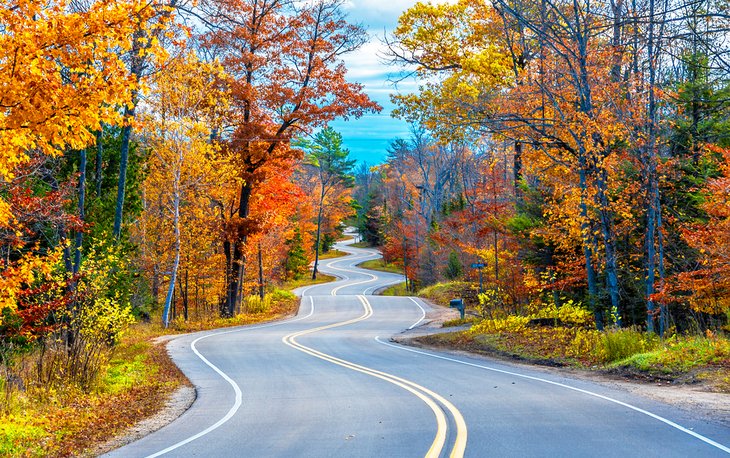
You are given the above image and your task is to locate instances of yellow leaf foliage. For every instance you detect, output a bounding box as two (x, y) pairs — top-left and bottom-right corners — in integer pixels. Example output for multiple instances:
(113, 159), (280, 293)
(0, 0), (165, 225)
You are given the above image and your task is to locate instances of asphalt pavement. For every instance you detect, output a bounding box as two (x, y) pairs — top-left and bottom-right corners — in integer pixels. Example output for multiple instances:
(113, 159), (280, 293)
(105, 235), (730, 457)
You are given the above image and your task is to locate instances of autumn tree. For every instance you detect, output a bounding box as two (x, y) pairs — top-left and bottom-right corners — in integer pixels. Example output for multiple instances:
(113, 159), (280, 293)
(670, 146), (730, 322)
(199, 0), (380, 315)
(245, 160), (308, 298)
(0, 0), (161, 222)
(296, 127), (356, 279)
(0, 0), (167, 348)
(137, 53), (225, 326)
(354, 164), (387, 247)
(111, 0), (180, 240)
(388, 0), (642, 328)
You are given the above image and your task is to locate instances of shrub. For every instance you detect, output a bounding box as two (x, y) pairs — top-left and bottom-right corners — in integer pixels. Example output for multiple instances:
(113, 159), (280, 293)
(270, 289), (296, 302)
(528, 300), (594, 327)
(470, 315), (530, 334)
(444, 251), (463, 280)
(599, 327), (660, 363)
(568, 329), (603, 361)
(242, 295), (271, 314)
(33, 241), (135, 392)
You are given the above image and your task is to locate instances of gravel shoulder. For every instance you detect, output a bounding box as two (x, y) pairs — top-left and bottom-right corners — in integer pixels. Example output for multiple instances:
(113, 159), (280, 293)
(90, 383), (196, 456)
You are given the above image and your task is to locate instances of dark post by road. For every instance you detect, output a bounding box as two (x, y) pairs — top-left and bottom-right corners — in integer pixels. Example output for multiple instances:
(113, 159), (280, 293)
(471, 263), (485, 294)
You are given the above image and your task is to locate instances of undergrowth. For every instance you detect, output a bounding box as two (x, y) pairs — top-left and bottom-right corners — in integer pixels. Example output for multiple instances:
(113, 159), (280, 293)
(0, 328), (186, 457)
(458, 308), (730, 387)
(0, 287), (304, 456)
(357, 259), (403, 274)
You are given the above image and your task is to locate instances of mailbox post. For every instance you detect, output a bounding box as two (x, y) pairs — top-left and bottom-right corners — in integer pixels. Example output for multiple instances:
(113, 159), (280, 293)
(449, 298), (465, 319)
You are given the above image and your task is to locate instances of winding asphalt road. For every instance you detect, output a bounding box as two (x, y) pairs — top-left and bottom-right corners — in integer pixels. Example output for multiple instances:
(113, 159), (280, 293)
(107, 235), (730, 457)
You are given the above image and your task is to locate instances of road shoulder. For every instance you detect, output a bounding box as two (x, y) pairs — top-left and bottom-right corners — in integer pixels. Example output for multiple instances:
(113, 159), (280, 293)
(392, 299), (730, 429)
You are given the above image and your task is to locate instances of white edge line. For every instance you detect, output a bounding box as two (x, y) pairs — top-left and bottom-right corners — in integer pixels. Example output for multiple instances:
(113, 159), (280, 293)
(374, 337), (730, 454)
(144, 297), (316, 458)
(326, 250), (404, 297)
(407, 297), (426, 330)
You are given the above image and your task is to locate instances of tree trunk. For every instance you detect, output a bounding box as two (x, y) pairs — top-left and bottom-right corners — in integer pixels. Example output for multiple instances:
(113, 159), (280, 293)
(312, 183), (325, 280)
(579, 164), (603, 330)
(657, 204), (667, 334)
(152, 267), (160, 304)
(177, 268), (188, 321)
(74, 148), (87, 274)
(95, 129), (103, 198)
(595, 168), (621, 326)
(223, 182), (252, 317)
(258, 241), (265, 299)
(644, 0), (663, 333)
(113, 111), (134, 239)
(514, 141), (523, 201)
(113, 27), (145, 240)
(402, 235), (410, 293)
(162, 163), (181, 328)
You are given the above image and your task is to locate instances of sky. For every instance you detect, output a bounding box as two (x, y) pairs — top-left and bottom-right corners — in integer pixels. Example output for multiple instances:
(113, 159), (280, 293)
(327, 0), (422, 166)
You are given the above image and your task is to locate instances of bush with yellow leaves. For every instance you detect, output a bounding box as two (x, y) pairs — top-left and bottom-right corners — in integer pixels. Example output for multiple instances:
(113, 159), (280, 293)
(32, 241), (135, 392)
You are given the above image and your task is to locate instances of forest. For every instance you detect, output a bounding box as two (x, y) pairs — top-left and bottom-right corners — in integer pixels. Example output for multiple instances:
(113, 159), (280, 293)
(1, 0), (729, 454)
(359, 0), (730, 335)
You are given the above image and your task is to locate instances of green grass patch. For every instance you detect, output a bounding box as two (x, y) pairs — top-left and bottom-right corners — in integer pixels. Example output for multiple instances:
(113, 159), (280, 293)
(319, 249), (347, 260)
(357, 259), (403, 274)
(380, 282), (410, 296)
(0, 421), (47, 457)
(600, 327), (660, 362)
(280, 273), (337, 290)
(349, 241), (370, 248)
(614, 335), (730, 373)
(101, 342), (153, 394)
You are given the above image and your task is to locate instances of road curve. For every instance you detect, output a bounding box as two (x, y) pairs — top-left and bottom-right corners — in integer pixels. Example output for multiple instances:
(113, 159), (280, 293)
(106, 235), (730, 457)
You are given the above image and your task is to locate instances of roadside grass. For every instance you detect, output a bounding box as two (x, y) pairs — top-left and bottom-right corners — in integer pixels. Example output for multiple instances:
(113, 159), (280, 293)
(612, 333), (730, 373)
(415, 322), (730, 390)
(403, 280), (729, 390)
(349, 241), (370, 248)
(280, 273), (337, 290)
(357, 259), (403, 274)
(442, 316), (479, 327)
(418, 282), (478, 308)
(0, 326), (187, 457)
(319, 249), (347, 260)
(0, 422), (46, 457)
(380, 282), (410, 296)
(378, 280), (475, 300)
(168, 289), (301, 333)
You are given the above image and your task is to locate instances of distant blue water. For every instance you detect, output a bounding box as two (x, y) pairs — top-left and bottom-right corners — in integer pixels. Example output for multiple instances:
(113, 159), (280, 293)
(328, 98), (411, 166)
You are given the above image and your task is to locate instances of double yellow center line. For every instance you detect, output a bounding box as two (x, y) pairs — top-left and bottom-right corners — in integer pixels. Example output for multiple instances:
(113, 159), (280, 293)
(282, 295), (467, 458)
